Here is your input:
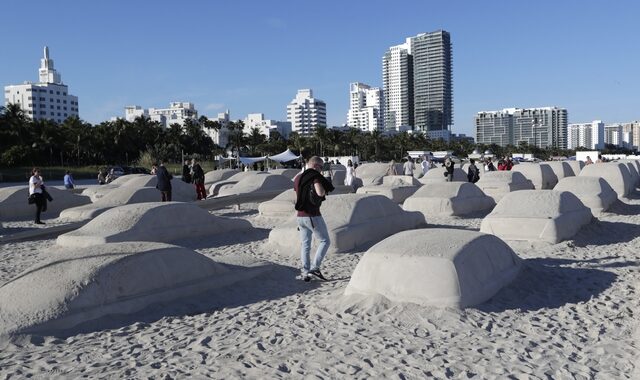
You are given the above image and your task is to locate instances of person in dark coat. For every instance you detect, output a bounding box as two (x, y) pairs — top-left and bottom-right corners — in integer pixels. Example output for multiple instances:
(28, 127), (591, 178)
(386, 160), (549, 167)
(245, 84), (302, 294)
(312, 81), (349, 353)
(190, 159), (206, 200)
(154, 162), (173, 202)
(182, 160), (192, 183)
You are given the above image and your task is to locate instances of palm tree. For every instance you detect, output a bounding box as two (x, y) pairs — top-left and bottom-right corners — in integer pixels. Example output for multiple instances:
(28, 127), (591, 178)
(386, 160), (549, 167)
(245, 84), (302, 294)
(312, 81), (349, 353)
(314, 125), (328, 156)
(246, 127), (267, 156)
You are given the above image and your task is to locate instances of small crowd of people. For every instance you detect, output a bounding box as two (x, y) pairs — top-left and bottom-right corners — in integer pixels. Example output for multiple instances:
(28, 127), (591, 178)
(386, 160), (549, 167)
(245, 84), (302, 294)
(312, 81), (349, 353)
(585, 154), (606, 165)
(182, 159), (207, 200)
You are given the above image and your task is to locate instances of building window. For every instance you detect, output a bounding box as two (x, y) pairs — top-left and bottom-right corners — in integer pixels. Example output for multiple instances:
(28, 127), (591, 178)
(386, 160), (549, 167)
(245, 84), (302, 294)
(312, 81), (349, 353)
(63, 93), (67, 96)
(57, 106), (60, 110)
(56, 91), (60, 95)
(63, 107), (67, 111)
(63, 100), (67, 104)
(49, 90), (53, 94)
(64, 113), (67, 117)
(57, 99), (60, 103)
(51, 112), (54, 116)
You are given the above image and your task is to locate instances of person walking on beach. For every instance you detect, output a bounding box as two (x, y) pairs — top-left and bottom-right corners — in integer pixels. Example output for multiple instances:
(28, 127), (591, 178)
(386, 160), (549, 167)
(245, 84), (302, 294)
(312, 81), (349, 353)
(29, 168), (46, 224)
(182, 160), (192, 183)
(190, 159), (206, 200)
(345, 159), (355, 188)
(467, 159), (480, 183)
(403, 157), (415, 176)
(321, 157), (333, 183)
(387, 160), (398, 175)
(294, 156), (335, 282)
(444, 156), (455, 181)
(154, 162), (173, 202)
(97, 169), (106, 185)
(421, 155), (431, 176)
(63, 170), (74, 189)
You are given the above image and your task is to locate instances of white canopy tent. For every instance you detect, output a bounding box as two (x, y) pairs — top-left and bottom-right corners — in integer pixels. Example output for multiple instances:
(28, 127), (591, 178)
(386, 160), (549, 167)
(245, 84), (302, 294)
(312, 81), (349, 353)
(268, 149), (300, 163)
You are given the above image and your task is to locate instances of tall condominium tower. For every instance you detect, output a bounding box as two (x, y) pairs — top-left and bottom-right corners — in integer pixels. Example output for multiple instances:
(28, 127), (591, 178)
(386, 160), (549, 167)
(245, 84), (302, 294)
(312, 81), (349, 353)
(4, 46), (79, 124)
(567, 121), (604, 150)
(382, 40), (413, 130)
(287, 89), (326, 136)
(410, 30), (453, 134)
(347, 82), (383, 132)
(475, 107), (568, 149)
(382, 30), (453, 136)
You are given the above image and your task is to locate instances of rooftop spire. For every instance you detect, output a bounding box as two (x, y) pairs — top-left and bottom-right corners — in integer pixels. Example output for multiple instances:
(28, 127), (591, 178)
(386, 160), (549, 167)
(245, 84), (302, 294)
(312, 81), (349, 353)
(39, 46), (62, 84)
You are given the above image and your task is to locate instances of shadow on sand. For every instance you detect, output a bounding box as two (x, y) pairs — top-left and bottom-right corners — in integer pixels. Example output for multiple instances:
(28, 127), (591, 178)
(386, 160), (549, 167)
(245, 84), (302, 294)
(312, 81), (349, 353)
(30, 262), (314, 339)
(477, 256), (627, 313)
(606, 199), (640, 216)
(571, 219), (640, 247)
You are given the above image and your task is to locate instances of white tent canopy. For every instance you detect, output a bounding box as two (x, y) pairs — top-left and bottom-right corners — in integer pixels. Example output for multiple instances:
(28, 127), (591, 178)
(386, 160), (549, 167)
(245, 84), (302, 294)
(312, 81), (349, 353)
(268, 149), (300, 163)
(238, 156), (267, 165)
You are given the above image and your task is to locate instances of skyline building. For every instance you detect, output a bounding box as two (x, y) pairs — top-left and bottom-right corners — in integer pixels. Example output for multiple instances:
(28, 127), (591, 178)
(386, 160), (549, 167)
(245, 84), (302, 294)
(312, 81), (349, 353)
(4, 46), (79, 124)
(347, 82), (384, 132)
(243, 113), (292, 139)
(124, 102), (198, 128)
(475, 107), (568, 149)
(622, 121), (640, 150)
(567, 120), (605, 150)
(286, 89), (326, 136)
(382, 30), (453, 139)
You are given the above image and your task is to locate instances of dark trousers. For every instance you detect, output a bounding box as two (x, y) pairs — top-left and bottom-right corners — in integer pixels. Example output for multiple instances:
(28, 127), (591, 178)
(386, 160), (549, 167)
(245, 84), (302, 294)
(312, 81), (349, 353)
(195, 183), (206, 200)
(161, 190), (172, 202)
(33, 193), (45, 222)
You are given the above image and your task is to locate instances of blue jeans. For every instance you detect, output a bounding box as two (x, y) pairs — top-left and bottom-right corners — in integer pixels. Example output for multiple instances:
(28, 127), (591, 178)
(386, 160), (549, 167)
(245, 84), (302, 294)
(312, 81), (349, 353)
(297, 216), (330, 274)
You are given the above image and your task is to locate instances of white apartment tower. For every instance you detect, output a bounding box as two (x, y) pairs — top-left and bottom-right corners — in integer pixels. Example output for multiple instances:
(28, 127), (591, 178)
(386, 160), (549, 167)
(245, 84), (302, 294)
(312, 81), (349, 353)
(347, 82), (383, 132)
(124, 102), (198, 128)
(567, 121), (604, 150)
(244, 113), (292, 138)
(382, 40), (413, 130)
(286, 89), (326, 136)
(4, 46), (79, 124)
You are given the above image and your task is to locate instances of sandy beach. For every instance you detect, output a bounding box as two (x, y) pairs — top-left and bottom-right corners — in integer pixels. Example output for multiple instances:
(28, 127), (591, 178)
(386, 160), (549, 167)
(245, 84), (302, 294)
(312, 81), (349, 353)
(0, 194), (639, 379)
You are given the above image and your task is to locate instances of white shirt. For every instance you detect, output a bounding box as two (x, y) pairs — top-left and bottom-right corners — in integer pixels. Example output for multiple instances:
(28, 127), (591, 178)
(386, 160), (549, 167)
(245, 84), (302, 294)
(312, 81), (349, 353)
(29, 175), (43, 195)
(421, 161), (430, 175)
(345, 166), (355, 186)
(403, 161), (414, 176)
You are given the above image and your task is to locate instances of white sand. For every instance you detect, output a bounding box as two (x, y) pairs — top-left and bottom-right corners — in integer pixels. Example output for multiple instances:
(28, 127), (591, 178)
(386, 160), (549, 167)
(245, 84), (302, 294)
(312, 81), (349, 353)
(0, 193), (639, 378)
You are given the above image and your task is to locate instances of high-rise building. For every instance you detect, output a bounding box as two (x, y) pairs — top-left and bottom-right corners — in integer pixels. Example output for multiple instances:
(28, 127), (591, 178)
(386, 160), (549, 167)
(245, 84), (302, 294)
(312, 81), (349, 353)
(347, 82), (383, 132)
(286, 89), (326, 136)
(382, 40), (413, 131)
(622, 121), (640, 150)
(410, 30), (453, 134)
(4, 46), (79, 124)
(382, 30), (453, 137)
(567, 121), (605, 150)
(124, 102), (198, 128)
(604, 124), (624, 147)
(475, 107), (568, 149)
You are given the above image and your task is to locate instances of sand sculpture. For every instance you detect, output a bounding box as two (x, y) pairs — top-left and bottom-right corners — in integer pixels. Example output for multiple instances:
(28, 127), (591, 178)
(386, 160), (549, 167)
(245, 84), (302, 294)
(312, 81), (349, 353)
(208, 171), (265, 196)
(344, 229), (521, 308)
(269, 194), (424, 253)
(543, 161), (575, 180)
(554, 177), (617, 216)
(623, 162), (639, 188)
(82, 174), (154, 202)
(565, 160), (584, 177)
(268, 168), (300, 180)
(356, 175), (421, 203)
(512, 163), (558, 189)
(579, 162), (634, 198)
(0, 242), (271, 335)
(332, 170), (346, 186)
(355, 163), (403, 186)
(0, 186), (91, 221)
(204, 169), (239, 185)
(403, 182), (495, 217)
(216, 173), (292, 197)
(418, 167), (466, 184)
(57, 202), (251, 247)
(480, 190), (593, 244)
(61, 180), (196, 221)
(258, 189), (297, 218)
(475, 171), (534, 202)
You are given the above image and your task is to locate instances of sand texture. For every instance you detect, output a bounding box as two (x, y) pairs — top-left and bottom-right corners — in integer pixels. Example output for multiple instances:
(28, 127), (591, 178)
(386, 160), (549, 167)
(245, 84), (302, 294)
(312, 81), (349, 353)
(0, 186), (91, 221)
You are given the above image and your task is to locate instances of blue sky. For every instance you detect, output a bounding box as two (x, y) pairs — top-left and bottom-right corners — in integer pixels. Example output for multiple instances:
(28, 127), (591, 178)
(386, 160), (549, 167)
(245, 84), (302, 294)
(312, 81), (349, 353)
(1, 0), (638, 136)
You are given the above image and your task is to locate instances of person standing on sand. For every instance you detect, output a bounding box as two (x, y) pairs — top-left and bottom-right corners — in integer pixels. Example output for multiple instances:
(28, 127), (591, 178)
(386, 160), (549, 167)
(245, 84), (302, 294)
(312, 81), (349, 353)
(29, 168), (46, 224)
(444, 156), (455, 181)
(585, 156), (594, 165)
(387, 160), (398, 175)
(182, 160), (192, 183)
(294, 156), (335, 282)
(63, 170), (74, 189)
(403, 157), (415, 176)
(345, 159), (355, 188)
(154, 162), (173, 202)
(190, 159), (206, 200)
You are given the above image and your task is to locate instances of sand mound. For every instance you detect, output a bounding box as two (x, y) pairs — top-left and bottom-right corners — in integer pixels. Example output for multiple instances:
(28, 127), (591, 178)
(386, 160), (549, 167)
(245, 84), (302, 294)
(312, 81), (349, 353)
(61, 181), (196, 221)
(356, 175), (421, 203)
(355, 163), (402, 186)
(512, 163), (558, 189)
(579, 162), (634, 198)
(403, 182), (495, 216)
(332, 170), (346, 186)
(344, 229), (521, 308)
(82, 184), (120, 202)
(269, 168), (300, 180)
(0, 186), (91, 221)
(57, 202), (251, 247)
(543, 161), (575, 180)
(554, 177), (617, 216)
(217, 173), (292, 197)
(622, 162), (639, 187)
(480, 190), (593, 244)
(119, 175), (157, 188)
(566, 160), (584, 176)
(475, 171), (535, 202)
(110, 174), (148, 186)
(208, 171), (266, 196)
(258, 189), (296, 217)
(204, 169), (239, 185)
(418, 168), (466, 184)
(269, 194), (425, 253)
(0, 242), (271, 335)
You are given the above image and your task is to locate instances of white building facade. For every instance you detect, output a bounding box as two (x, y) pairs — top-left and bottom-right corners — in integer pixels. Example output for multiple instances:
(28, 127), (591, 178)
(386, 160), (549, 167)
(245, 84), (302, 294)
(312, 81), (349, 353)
(286, 89), (326, 136)
(4, 46), (79, 124)
(244, 113), (291, 138)
(567, 120), (604, 150)
(124, 102), (198, 128)
(347, 82), (383, 132)
(382, 40), (413, 131)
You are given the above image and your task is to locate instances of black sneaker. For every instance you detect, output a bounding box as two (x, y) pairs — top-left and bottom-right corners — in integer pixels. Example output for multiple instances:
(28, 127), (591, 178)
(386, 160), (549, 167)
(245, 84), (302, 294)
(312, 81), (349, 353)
(35, 221), (45, 225)
(309, 269), (327, 281)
